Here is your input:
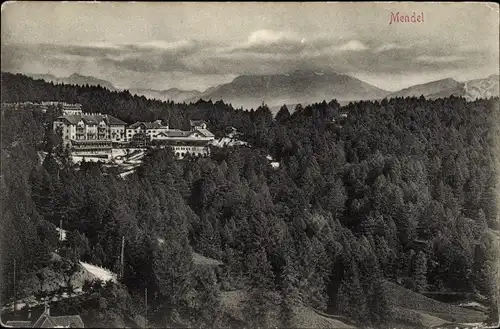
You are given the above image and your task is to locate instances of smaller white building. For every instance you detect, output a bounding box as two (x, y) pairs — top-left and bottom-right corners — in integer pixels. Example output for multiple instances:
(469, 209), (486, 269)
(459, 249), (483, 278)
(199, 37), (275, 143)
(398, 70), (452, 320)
(126, 120), (170, 142)
(155, 120), (215, 158)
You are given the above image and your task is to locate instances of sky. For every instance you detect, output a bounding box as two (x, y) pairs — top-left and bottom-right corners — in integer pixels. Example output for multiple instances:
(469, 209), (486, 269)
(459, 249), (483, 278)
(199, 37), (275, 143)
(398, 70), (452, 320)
(1, 2), (499, 92)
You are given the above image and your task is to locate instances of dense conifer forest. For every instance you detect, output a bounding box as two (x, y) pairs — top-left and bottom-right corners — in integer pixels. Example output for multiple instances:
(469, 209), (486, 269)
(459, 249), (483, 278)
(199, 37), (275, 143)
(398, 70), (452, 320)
(1, 72), (499, 328)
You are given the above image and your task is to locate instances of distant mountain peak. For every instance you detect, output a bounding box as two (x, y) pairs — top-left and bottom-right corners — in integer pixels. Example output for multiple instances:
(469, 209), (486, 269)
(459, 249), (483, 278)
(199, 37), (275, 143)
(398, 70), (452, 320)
(164, 87), (201, 93)
(436, 77), (459, 83)
(185, 71), (388, 110)
(28, 73), (60, 81)
(388, 75), (498, 100)
(64, 73), (116, 90)
(388, 78), (461, 98)
(129, 87), (201, 102)
(290, 69), (333, 76)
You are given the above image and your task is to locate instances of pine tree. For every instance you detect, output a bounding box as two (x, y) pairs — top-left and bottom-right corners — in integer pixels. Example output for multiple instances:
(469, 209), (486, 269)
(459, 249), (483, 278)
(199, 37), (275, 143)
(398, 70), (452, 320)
(279, 255), (300, 329)
(244, 248), (275, 329)
(370, 278), (392, 326)
(190, 267), (222, 328)
(197, 216), (221, 259)
(473, 234), (499, 325)
(153, 235), (193, 317)
(275, 105), (291, 124)
(337, 260), (369, 324)
(413, 251), (428, 293)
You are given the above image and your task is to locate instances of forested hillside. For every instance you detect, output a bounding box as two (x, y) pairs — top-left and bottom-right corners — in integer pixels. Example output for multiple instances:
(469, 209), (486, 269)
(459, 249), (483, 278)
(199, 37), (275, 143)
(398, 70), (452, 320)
(1, 72), (499, 328)
(1, 72), (268, 140)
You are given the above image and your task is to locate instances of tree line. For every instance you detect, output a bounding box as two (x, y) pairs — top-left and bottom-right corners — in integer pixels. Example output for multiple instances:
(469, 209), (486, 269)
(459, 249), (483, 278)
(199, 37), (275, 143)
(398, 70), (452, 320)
(1, 72), (499, 327)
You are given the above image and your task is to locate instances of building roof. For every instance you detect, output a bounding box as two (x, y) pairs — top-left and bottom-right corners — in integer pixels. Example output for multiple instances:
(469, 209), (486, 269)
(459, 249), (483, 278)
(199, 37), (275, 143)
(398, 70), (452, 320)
(30, 305), (85, 328)
(157, 129), (190, 138)
(56, 114), (126, 126)
(156, 129), (214, 139)
(56, 115), (81, 124)
(190, 119), (207, 126)
(32, 313), (55, 328)
(195, 128), (215, 138)
(164, 140), (211, 146)
(106, 116), (127, 125)
(129, 121), (167, 129)
(83, 117), (100, 125)
(5, 321), (33, 328)
(51, 315), (85, 328)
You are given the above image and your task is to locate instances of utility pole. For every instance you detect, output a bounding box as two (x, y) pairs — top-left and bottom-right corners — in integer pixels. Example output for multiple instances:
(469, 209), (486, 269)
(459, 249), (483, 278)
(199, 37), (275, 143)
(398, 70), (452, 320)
(144, 287), (148, 329)
(13, 259), (16, 313)
(60, 219), (63, 241)
(120, 236), (125, 281)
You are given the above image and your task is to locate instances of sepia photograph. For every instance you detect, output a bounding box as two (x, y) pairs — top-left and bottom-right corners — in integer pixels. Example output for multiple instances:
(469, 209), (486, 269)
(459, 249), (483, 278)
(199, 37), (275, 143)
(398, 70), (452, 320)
(0, 2), (499, 328)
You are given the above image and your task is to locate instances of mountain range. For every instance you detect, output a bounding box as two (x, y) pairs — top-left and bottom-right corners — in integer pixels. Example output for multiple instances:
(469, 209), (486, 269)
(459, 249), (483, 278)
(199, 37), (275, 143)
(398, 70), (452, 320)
(387, 75), (499, 101)
(184, 70), (389, 110)
(127, 87), (201, 103)
(26, 71), (499, 110)
(29, 73), (117, 91)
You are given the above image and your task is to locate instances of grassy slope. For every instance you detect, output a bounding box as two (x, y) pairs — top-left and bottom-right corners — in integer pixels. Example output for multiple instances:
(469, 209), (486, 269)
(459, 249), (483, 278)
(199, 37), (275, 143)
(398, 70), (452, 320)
(220, 282), (488, 328)
(220, 290), (355, 329)
(384, 281), (487, 325)
(392, 306), (450, 328)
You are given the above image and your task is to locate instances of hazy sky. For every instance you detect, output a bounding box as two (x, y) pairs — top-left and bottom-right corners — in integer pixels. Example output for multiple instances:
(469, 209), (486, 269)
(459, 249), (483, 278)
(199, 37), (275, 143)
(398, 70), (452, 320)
(1, 2), (499, 91)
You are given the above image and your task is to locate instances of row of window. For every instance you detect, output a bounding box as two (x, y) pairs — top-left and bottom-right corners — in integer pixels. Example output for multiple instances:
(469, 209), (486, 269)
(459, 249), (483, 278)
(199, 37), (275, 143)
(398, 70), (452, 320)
(73, 136), (123, 140)
(174, 146), (200, 151)
(72, 145), (112, 149)
(175, 152), (205, 157)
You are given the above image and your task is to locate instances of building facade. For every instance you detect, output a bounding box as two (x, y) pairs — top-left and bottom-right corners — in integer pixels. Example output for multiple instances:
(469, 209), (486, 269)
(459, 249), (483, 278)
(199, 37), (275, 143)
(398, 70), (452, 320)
(40, 102), (83, 114)
(126, 119), (215, 158)
(53, 112), (127, 157)
(166, 141), (213, 159)
(153, 120), (215, 158)
(61, 108), (83, 116)
(53, 114), (215, 160)
(126, 120), (170, 142)
(1, 101), (83, 114)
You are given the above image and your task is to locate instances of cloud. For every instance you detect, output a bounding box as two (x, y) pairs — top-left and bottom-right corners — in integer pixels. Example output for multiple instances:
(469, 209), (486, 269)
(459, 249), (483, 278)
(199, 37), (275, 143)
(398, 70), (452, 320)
(415, 55), (466, 64)
(374, 43), (408, 53)
(1, 28), (497, 91)
(337, 40), (368, 52)
(224, 29), (308, 55)
(130, 39), (201, 52)
(247, 29), (301, 45)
